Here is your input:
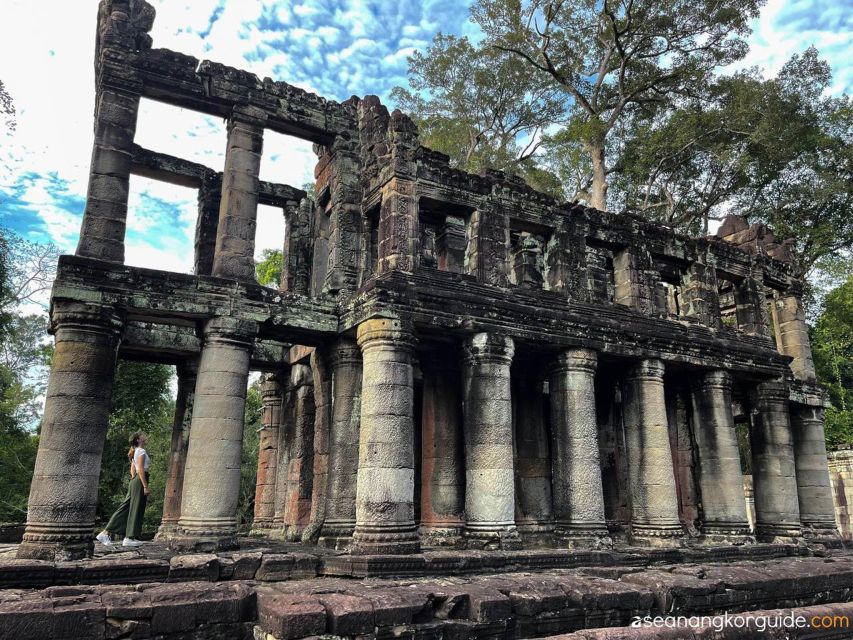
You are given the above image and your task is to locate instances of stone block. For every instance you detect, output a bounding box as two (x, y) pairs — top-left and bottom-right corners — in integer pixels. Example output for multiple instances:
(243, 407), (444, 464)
(256, 590), (326, 640)
(316, 593), (375, 635)
(0, 559), (55, 588)
(168, 554), (220, 582)
(256, 554), (295, 581)
(229, 552), (263, 580)
(53, 601), (107, 639)
(0, 599), (54, 640)
(100, 589), (153, 619)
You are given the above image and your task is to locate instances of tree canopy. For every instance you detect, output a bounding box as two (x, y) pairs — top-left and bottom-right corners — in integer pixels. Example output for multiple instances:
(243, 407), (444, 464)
(391, 34), (565, 179)
(469, 0), (764, 209)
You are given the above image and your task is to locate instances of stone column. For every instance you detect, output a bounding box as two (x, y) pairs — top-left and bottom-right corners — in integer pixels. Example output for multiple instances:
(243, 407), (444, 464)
(280, 197), (313, 295)
(303, 348), (331, 543)
(462, 333), (520, 549)
(18, 303), (123, 560)
(690, 371), (752, 540)
(748, 380), (802, 541)
(319, 339), (362, 548)
(252, 374), (283, 532)
(734, 274), (770, 337)
(623, 359), (683, 545)
(465, 203), (508, 286)
(613, 248), (656, 315)
(549, 349), (610, 547)
(173, 317), (257, 551)
(419, 350), (465, 546)
(157, 360), (199, 539)
(680, 259), (721, 328)
(378, 178), (418, 273)
(352, 318), (420, 554)
(772, 292), (816, 382)
(76, 87), (141, 263)
(272, 370), (293, 532)
(194, 173), (222, 276)
(791, 405), (838, 537)
(281, 363), (315, 541)
(212, 106), (265, 282)
(513, 359), (554, 543)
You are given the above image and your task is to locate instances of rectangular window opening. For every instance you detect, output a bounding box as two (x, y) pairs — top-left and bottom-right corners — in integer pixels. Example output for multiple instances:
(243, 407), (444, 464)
(126, 175), (197, 275)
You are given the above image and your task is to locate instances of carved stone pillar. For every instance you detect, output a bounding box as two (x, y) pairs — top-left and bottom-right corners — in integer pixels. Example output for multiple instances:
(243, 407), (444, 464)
(772, 291), (817, 382)
(549, 349), (610, 547)
(303, 348), (331, 543)
(212, 106), (265, 281)
(324, 137), (362, 292)
(319, 339), (362, 548)
(680, 259), (721, 328)
(791, 405), (838, 537)
(378, 177), (418, 273)
(280, 197), (314, 295)
(748, 380), (802, 541)
(436, 216), (466, 273)
(281, 363), (315, 541)
(734, 274), (770, 337)
(173, 317), (257, 551)
(252, 374), (283, 532)
(513, 358), (553, 543)
(613, 248), (656, 314)
(352, 319), (420, 554)
(465, 204), (508, 286)
(420, 350), (465, 546)
(462, 333), (520, 549)
(18, 303), (123, 560)
(157, 360), (199, 539)
(623, 359), (683, 545)
(194, 173), (222, 276)
(690, 371), (752, 540)
(76, 87), (141, 263)
(271, 370), (292, 532)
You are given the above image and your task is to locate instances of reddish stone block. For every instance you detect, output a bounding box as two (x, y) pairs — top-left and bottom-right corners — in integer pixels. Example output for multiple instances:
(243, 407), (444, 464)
(256, 554), (295, 581)
(316, 593), (375, 635)
(0, 599), (54, 640)
(168, 554), (220, 582)
(52, 601), (106, 639)
(257, 590), (326, 640)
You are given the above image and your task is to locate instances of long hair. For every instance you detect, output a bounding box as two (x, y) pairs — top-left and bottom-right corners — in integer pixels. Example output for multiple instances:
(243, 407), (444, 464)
(127, 431), (144, 460)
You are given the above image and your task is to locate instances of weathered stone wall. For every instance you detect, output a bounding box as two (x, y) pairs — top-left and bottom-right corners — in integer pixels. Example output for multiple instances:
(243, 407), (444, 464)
(828, 449), (853, 540)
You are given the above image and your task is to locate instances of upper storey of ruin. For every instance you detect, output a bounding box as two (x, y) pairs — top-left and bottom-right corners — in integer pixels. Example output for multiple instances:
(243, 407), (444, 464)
(59, 0), (816, 387)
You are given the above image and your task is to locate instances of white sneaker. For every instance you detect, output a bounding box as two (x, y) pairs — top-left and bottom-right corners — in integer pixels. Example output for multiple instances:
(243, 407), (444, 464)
(96, 532), (112, 546)
(122, 538), (143, 547)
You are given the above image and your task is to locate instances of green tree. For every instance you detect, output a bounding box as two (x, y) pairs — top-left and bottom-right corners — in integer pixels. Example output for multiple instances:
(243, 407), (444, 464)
(812, 276), (853, 449)
(392, 34), (565, 178)
(0, 230), (55, 522)
(239, 382), (263, 529)
(606, 48), (852, 267)
(471, 0), (764, 209)
(256, 248), (283, 287)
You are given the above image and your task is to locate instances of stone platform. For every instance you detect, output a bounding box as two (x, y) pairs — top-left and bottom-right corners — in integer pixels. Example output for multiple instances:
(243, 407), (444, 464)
(2, 538), (853, 639)
(0, 536), (833, 589)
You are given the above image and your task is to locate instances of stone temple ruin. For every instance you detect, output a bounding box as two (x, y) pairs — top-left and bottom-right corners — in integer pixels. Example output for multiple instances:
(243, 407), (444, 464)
(18, 0), (839, 562)
(7, 2), (853, 639)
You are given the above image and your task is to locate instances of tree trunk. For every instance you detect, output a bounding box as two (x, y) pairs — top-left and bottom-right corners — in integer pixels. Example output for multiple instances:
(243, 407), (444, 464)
(585, 142), (608, 211)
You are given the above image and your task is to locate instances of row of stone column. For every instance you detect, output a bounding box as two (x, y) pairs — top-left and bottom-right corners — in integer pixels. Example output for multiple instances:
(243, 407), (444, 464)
(17, 299), (837, 561)
(247, 330), (839, 553)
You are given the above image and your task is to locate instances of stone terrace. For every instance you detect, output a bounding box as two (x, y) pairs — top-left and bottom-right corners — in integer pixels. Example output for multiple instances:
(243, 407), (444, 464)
(3, 549), (853, 639)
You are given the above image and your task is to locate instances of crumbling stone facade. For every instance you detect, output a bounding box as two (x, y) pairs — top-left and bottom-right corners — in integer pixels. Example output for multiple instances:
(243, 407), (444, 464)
(17, 0), (837, 561)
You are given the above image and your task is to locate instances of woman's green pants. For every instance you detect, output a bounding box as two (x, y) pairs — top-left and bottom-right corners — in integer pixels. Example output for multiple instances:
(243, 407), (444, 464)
(105, 475), (147, 538)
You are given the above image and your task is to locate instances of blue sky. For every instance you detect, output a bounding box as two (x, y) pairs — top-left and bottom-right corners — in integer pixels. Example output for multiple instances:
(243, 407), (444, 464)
(0, 0), (851, 283)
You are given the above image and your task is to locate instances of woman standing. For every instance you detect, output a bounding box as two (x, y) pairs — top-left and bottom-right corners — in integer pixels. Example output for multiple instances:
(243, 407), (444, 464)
(95, 432), (151, 547)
